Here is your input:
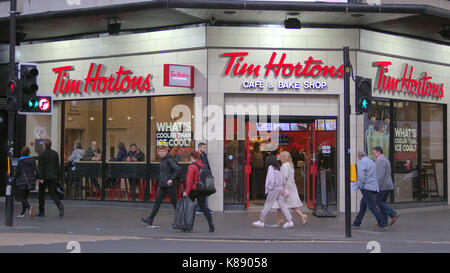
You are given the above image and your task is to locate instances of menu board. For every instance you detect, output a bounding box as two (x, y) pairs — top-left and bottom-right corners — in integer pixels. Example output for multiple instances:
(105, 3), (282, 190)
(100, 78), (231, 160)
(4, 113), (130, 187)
(325, 119), (337, 131)
(290, 123), (308, 131)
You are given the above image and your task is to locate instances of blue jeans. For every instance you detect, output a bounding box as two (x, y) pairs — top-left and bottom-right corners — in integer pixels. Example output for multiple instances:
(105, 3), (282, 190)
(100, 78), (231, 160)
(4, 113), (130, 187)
(376, 190), (397, 224)
(353, 189), (387, 227)
(196, 196), (209, 211)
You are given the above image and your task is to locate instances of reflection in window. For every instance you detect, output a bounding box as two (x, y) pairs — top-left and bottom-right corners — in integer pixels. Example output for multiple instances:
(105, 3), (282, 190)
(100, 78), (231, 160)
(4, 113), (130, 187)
(365, 100), (390, 161)
(421, 103), (444, 200)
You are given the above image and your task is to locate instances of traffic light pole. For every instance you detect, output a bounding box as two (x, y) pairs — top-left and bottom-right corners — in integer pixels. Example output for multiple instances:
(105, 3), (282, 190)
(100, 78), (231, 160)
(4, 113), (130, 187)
(5, 0), (17, 227)
(343, 47), (352, 237)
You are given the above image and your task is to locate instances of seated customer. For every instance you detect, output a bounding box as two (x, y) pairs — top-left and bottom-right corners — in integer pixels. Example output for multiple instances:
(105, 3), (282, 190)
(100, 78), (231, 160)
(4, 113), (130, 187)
(126, 143), (145, 162)
(110, 142), (127, 161)
(125, 143), (145, 200)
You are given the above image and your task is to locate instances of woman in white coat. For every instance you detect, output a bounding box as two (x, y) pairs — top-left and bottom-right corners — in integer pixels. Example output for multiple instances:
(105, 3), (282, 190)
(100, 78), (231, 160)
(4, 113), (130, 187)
(273, 151), (309, 226)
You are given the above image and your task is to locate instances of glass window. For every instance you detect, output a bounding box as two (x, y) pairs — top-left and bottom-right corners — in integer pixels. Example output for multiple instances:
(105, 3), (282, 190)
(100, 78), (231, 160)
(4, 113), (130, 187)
(421, 103), (445, 201)
(365, 100), (390, 161)
(105, 98), (148, 202)
(150, 95), (194, 163)
(106, 98), (147, 162)
(393, 101), (419, 202)
(64, 100), (103, 200)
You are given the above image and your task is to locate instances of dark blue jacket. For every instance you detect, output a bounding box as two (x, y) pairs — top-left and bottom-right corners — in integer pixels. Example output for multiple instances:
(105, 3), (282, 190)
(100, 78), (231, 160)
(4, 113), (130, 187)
(110, 149), (127, 161)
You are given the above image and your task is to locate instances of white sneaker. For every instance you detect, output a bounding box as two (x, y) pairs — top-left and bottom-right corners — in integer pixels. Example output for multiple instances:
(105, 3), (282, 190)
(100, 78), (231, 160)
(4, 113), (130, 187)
(282, 221), (294, 229)
(17, 214), (25, 218)
(252, 220), (265, 228)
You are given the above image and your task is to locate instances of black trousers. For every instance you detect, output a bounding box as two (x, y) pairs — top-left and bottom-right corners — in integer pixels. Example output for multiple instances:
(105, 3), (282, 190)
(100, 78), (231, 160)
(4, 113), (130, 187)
(16, 186), (30, 215)
(190, 190), (214, 227)
(149, 183), (178, 220)
(39, 179), (61, 214)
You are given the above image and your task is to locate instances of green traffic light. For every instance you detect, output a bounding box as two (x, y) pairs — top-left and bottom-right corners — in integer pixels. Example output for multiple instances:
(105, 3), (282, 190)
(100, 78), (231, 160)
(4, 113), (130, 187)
(34, 100), (38, 108)
(28, 100), (33, 108)
(362, 98), (368, 109)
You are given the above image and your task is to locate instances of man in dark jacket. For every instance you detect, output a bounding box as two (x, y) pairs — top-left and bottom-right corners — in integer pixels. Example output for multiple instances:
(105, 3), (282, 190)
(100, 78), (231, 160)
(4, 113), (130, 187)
(37, 139), (64, 218)
(126, 143), (145, 200)
(141, 146), (180, 226)
(196, 142), (214, 215)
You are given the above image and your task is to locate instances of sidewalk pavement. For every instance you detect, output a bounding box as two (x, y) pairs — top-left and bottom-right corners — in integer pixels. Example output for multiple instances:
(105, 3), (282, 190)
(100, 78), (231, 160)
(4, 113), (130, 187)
(1, 198), (450, 247)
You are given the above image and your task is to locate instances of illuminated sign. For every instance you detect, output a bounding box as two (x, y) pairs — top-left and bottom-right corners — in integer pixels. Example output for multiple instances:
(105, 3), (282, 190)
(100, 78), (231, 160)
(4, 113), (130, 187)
(52, 63), (153, 95)
(223, 52), (344, 91)
(164, 64), (195, 88)
(374, 61), (444, 98)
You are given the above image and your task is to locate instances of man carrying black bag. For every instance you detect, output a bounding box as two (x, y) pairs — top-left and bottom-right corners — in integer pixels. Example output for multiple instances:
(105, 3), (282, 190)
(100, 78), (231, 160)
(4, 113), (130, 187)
(182, 151), (215, 232)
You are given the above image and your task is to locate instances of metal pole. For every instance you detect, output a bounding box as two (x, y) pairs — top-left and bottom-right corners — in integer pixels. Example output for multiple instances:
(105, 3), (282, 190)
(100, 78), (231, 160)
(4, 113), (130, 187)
(343, 47), (351, 237)
(5, 0), (17, 227)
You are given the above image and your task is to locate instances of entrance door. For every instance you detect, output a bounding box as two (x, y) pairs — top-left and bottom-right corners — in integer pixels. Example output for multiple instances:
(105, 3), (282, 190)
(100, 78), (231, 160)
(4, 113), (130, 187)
(224, 116), (337, 210)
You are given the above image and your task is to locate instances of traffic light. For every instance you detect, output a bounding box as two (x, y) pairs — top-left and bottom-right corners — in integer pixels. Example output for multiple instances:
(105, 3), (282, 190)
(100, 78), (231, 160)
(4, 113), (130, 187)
(355, 76), (372, 114)
(5, 80), (18, 112)
(18, 63), (39, 113)
(18, 95), (53, 115)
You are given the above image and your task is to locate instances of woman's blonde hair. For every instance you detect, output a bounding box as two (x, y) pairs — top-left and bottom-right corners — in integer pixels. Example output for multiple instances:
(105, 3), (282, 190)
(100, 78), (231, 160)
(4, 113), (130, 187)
(280, 151), (294, 168)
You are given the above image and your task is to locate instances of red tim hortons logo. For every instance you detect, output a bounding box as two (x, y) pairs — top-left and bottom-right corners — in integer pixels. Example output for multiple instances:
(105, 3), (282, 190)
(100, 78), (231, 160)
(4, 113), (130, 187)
(52, 63), (153, 95)
(222, 52), (344, 78)
(373, 61), (444, 98)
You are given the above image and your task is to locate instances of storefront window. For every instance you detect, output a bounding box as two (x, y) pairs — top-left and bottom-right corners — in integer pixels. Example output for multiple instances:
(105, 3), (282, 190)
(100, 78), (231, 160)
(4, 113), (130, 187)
(64, 100), (103, 200)
(420, 103), (445, 201)
(150, 95), (194, 163)
(106, 98), (147, 161)
(393, 101), (419, 202)
(105, 98), (147, 201)
(365, 100), (390, 160)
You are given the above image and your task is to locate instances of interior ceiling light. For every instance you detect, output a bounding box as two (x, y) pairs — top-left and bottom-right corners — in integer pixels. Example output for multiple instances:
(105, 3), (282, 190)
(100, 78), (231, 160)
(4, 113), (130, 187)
(439, 25), (450, 40)
(223, 10), (236, 15)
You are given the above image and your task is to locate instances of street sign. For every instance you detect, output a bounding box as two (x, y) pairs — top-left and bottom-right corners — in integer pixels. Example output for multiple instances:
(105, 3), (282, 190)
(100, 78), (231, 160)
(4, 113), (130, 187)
(18, 95), (53, 115)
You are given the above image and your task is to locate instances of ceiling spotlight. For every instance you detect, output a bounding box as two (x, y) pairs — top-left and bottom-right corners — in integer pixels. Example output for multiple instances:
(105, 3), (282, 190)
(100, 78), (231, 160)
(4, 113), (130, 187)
(284, 18), (301, 29)
(439, 25), (450, 40)
(107, 18), (121, 35)
(223, 11), (236, 15)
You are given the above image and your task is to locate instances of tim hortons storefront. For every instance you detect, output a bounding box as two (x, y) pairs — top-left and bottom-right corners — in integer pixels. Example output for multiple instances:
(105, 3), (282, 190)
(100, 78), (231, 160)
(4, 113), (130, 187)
(19, 25), (449, 212)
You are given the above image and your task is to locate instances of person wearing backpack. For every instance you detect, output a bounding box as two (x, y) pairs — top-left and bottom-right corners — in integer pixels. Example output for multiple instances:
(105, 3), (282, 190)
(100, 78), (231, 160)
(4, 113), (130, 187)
(253, 155), (294, 229)
(183, 151), (215, 232)
(15, 147), (40, 219)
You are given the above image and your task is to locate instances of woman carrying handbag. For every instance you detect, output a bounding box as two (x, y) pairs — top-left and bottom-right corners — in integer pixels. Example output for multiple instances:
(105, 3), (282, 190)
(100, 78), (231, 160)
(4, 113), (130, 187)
(15, 147), (40, 219)
(272, 151), (309, 226)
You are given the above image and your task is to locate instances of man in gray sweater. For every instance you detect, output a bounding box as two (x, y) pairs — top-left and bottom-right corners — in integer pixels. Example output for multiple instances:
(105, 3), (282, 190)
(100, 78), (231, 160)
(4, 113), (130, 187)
(373, 146), (400, 226)
(352, 150), (387, 230)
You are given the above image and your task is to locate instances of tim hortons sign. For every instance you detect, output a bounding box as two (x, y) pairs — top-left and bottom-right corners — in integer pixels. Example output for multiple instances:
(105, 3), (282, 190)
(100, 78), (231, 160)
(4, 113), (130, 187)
(52, 63), (153, 94)
(222, 52), (344, 90)
(374, 61), (444, 98)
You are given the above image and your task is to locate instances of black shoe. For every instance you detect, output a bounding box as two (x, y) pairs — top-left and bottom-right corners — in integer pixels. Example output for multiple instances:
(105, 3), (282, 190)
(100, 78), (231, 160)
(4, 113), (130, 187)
(377, 224), (388, 231)
(141, 217), (153, 226)
(58, 204), (64, 218)
(209, 224), (215, 232)
(36, 213), (45, 217)
(351, 224), (360, 229)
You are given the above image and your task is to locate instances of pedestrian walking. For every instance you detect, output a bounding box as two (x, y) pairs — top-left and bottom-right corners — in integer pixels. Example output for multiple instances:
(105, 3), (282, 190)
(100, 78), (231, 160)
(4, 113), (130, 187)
(15, 147), (40, 219)
(272, 151), (309, 226)
(183, 151), (215, 232)
(373, 146), (400, 226)
(37, 139), (64, 218)
(253, 155), (294, 229)
(141, 146), (180, 226)
(352, 150), (387, 230)
(195, 142), (214, 215)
